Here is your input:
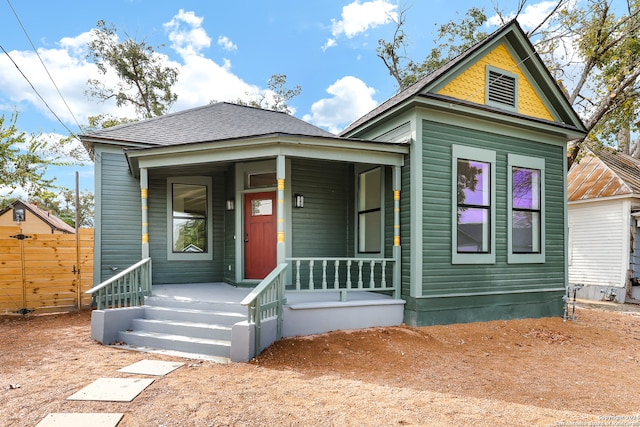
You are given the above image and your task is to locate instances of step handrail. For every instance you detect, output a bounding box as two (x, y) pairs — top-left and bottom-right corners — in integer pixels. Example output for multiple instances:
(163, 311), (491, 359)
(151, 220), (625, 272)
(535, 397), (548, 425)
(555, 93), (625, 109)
(86, 258), (152, 309)
(240, 263), (288, 354)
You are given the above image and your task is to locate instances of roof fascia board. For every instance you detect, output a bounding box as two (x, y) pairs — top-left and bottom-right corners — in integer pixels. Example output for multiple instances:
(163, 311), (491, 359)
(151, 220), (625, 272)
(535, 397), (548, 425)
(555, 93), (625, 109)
(129, 137), (408, 177)
(569, 194), (640, 205)
(415, 96), (585, 141)
(82, 136), (151, 150)
(507, 28), (585, 131)
(126, 134), (408, 157)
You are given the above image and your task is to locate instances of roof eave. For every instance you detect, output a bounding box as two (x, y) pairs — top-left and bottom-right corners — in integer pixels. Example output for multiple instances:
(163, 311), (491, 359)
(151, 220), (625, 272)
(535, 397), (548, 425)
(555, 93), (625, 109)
(124, 133), (410, 177)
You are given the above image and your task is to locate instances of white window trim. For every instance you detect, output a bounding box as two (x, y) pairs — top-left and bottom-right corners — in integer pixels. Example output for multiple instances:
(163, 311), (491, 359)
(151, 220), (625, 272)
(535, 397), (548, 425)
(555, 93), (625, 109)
(507, 154), (545, 264)
(452, 145), (496, 264)
(355, 165), (385, 257)
(166, 176), (213, 261)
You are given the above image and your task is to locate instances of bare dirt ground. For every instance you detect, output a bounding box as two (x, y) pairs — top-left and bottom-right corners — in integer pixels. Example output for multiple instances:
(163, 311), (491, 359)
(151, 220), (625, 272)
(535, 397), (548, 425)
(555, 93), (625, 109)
(2, 302), (640, 426)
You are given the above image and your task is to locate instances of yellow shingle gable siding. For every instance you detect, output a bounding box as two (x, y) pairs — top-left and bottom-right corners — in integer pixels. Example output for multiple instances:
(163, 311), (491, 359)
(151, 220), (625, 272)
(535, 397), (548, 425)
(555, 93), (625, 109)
(437, 43), (554, 121)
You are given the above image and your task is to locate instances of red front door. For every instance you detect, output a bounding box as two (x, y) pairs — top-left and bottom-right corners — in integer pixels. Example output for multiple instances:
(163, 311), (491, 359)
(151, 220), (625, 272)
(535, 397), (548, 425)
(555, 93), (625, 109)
(244, 191), (277, 279)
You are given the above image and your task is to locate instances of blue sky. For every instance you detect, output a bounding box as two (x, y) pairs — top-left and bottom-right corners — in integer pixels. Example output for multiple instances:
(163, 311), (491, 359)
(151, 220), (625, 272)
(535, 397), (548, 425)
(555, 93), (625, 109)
(0, 0), (594, 197)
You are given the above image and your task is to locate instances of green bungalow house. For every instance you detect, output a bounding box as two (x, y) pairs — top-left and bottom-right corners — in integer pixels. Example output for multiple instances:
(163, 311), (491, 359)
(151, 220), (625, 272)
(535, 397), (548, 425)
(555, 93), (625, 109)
(83, 21), (586, 362)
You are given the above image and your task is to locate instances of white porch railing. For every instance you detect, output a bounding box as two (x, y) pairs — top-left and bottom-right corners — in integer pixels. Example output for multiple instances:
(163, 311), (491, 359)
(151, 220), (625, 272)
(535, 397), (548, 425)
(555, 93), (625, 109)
(86, 258), (153, 309)
(287, 257), (398, 301)
(240, 263), (288, 354)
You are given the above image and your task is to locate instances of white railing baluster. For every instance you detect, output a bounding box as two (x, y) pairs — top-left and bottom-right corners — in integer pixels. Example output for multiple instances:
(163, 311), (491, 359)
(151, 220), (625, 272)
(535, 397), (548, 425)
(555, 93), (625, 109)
(284, 257), (398, 301)
(87, 258), (152, 310)
(370, 260), (375, 289)
(381, 260), (387, 287)
(322, 260), (327, 289)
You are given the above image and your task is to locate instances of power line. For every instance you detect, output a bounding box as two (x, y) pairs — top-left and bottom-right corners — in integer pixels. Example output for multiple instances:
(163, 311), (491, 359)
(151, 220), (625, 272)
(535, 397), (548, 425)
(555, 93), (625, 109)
(0, 43), (78, 138)
(4, 0), (83, 135)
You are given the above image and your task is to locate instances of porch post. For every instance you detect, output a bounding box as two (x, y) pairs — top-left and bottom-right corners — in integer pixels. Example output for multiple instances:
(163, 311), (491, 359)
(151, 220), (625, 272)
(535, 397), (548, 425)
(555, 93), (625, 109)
(393, 166), (401, 299)
(276, 155), (286, 265)
(140, 167), (149, 259)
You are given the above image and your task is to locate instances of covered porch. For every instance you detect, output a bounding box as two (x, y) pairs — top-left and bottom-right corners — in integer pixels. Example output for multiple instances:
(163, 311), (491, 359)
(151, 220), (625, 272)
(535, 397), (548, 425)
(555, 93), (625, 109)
(124, 132), (408, 290)
(90, 132), (409, 361)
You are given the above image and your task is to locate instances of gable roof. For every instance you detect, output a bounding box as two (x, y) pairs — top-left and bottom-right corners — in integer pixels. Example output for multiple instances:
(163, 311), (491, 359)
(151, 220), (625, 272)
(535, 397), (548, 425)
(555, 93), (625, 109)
(568, 145), (640, 201)
(0, 200), (76, 233)
(80, 102), (335, 153)
(341, 20), (585, 137)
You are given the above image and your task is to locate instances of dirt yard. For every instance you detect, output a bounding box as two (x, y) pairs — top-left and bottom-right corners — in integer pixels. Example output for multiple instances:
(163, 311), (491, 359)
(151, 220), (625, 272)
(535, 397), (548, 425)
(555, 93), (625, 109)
(2, 302), (640, 426)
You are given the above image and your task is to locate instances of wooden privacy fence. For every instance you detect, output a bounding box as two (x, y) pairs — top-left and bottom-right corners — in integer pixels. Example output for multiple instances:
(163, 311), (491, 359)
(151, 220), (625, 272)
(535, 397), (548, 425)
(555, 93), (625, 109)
(0, 226), (94, 314)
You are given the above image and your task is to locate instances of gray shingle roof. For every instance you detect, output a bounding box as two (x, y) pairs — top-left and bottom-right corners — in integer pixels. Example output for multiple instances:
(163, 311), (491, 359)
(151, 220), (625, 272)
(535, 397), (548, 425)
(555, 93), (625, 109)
(81, 102), (335, 146)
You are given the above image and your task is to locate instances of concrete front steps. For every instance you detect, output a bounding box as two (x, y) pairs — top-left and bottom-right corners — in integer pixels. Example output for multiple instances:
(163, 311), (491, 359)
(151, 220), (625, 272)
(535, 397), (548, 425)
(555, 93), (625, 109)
(115, 296), (247, 361)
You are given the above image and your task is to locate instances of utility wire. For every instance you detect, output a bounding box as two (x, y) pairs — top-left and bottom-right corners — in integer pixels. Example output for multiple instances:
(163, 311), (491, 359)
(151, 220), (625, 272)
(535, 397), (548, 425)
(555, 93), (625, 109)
(5, 0), (83, 135)
(0, 43), (78, 138)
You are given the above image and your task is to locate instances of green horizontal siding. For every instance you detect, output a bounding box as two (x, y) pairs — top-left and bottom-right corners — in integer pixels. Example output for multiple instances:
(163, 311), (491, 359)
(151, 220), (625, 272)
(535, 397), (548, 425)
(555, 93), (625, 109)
(421, 120), (566, 295)
(99, 152), (142, 282)
(148, 169), (225, 284)
(291, 159), (352, 257)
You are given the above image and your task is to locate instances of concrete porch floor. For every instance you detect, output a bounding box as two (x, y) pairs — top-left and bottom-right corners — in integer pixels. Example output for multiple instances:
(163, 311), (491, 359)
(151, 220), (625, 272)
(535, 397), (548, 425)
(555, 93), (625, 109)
(150, 282), (399, 306)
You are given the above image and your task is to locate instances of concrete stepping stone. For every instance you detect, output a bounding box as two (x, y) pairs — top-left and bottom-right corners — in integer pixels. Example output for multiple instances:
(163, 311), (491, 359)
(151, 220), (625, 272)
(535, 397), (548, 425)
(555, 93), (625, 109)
(35, 413), (123, 427)
(117, 359), (184, 376)
(67, 378), (154, 402)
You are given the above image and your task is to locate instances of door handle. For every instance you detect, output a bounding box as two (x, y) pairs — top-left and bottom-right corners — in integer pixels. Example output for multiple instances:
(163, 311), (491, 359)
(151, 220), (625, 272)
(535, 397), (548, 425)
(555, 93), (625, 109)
(244, 233), (249, 243)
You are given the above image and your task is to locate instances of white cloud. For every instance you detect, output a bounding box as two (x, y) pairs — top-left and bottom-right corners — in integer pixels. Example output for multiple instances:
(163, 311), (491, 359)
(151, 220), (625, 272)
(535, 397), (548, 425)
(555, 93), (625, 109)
(0, 185), (28, 201)
(324, 0), (397, 49)
(163, 9), (212, 56)
(322, 38), (337, 52)
(217, 35), (237, 52)
(0, 9), (276, 133)
(487, 1), (566, 31)
(303, 76), (377, 134)
(171, 54), (260, 110)
(0, 40), (129, 126)
(163, 11), (261, 109)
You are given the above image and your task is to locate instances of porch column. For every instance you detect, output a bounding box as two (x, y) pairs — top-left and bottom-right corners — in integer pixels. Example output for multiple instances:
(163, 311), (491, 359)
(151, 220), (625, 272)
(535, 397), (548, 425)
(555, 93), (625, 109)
(140, 167), (149, 259)
(276, 155), (286, 265)
(393, 165), (401, 299)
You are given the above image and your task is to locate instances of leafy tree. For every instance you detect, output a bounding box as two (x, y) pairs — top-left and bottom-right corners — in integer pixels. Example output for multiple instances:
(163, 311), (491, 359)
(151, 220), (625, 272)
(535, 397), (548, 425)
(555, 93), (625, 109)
(0, 111), (63, 199)
(377, 7), (489, 90)
(86, 20), (179, 120)
(231, 74), (302, 114)
(377, 1), (640, 166)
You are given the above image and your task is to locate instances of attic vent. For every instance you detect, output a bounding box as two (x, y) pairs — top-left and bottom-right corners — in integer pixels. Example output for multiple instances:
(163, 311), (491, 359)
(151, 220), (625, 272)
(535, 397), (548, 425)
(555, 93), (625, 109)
(487, 68), (517, 109)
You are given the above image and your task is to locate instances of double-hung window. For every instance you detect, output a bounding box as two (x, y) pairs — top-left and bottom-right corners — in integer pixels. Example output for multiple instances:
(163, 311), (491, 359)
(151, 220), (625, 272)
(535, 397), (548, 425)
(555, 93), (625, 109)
(508, 154), (545, 263)
(357, 167), (382, 254)
(452, 145), (496, 264)
(167, 176), (213, 261)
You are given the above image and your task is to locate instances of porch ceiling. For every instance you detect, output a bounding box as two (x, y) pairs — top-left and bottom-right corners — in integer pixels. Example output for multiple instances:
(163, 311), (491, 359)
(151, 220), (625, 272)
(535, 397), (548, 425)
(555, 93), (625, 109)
(125, 134), (408, 177)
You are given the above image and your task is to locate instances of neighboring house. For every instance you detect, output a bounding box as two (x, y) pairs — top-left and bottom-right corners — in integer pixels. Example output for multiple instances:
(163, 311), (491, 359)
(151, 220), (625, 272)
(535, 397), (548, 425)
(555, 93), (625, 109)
(82, 21), (586, 360)
(0, 199), (76, 234)
(568, 145), (640, 303)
